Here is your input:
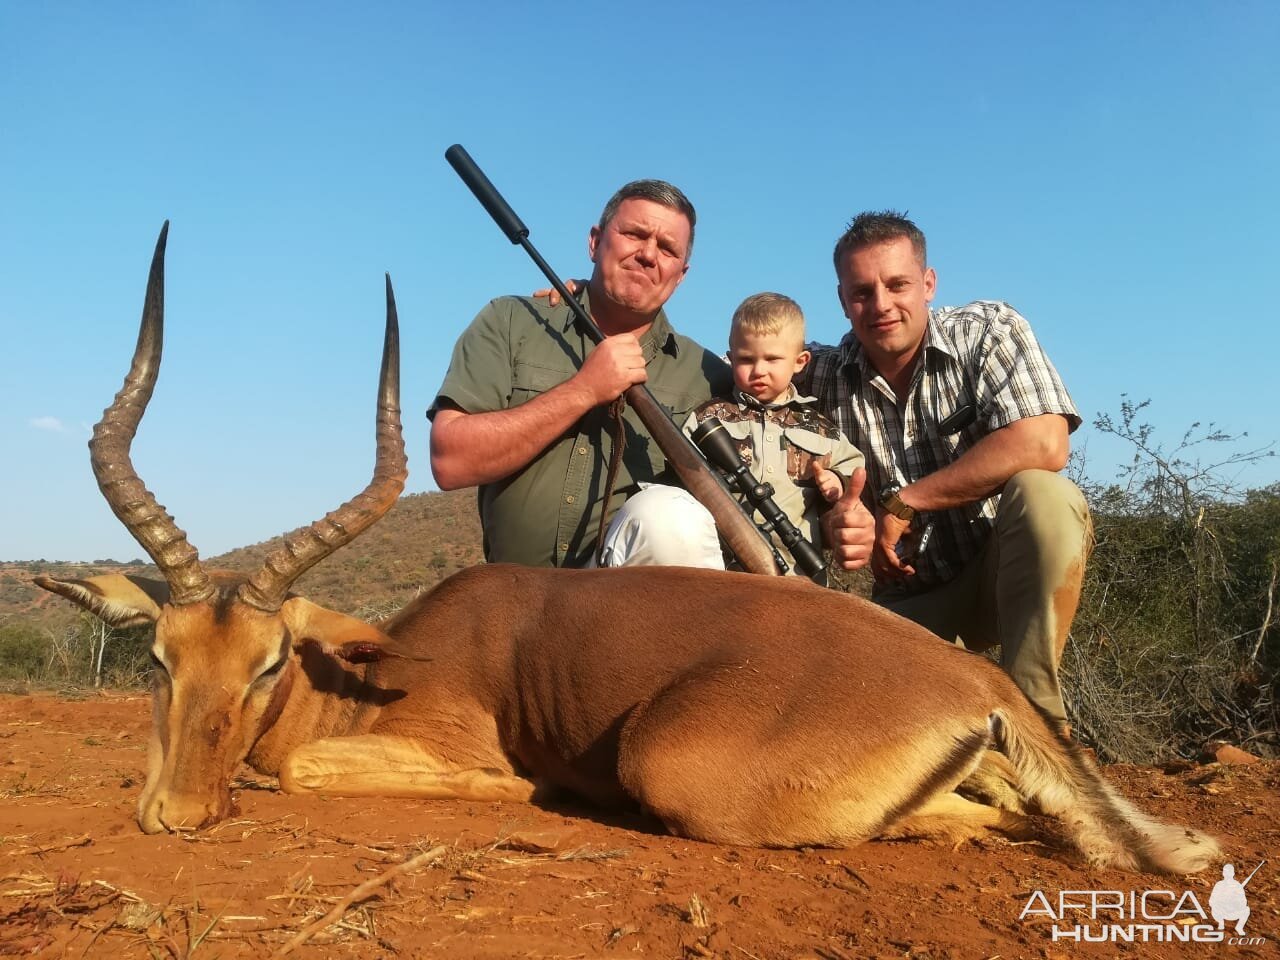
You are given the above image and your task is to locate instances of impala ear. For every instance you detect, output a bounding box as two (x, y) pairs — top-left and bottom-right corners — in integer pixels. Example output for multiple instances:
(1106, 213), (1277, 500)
(280, 597), (424, 662)
(34, 574), (167, 628)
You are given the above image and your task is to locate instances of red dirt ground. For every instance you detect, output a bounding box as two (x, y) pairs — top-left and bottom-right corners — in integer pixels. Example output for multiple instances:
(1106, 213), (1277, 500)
(1, 692), (1276, 959)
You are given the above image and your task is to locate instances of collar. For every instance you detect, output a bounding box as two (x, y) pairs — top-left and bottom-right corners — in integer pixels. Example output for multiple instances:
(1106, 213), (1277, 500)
(920, 310), (960, 363)
(733, 384), (817, 410)
(560, 288), (680, 360)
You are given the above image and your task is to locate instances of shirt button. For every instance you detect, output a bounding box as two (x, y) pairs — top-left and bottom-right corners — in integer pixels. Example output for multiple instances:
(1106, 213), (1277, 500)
(766, 466), (774, 474)
(559, 543), (569, 552)
(565, 495), (575, 504)
(578, 446), (588, 455)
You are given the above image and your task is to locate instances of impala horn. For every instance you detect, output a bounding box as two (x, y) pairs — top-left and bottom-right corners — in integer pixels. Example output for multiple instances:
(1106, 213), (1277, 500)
(90, 222), (215, 606)
(236, 274), (407, 612)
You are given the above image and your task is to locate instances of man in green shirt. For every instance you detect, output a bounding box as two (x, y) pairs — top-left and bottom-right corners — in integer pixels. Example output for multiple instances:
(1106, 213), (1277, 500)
(429, 180), (737, 568)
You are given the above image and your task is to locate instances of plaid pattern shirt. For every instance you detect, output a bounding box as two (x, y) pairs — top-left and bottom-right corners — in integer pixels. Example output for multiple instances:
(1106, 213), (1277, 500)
(797, 300), (1080, 594)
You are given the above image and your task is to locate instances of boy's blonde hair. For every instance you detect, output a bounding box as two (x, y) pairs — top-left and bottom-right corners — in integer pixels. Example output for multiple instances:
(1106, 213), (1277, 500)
(730, 292), (806, 344)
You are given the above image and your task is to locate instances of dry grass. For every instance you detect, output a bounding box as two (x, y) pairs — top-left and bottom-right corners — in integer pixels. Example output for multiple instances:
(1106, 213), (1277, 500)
(0, 815), (641, 958)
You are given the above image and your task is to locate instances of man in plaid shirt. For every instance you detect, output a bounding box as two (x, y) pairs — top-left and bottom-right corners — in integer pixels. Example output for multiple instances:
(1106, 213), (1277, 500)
(799, 211), (1090, 732)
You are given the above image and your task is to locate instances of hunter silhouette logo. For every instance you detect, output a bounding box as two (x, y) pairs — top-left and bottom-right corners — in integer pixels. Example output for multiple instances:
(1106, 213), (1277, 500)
(1018, 860), (1268, 946)
(1210, 861), (1264, 935)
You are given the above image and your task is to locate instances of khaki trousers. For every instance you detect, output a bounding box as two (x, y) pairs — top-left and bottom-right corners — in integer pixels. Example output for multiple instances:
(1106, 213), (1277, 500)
(878, 470), (1092, 726)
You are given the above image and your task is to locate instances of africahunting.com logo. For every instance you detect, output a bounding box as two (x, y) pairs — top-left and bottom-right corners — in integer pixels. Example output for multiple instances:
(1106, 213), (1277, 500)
(1018, 861), (1266, 946)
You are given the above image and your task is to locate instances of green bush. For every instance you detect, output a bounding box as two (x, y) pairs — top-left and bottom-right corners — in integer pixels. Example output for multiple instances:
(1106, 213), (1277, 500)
(1063, 400), (1278, 762)
(0, 623), (50, 681)
(0, 616), (152, 689)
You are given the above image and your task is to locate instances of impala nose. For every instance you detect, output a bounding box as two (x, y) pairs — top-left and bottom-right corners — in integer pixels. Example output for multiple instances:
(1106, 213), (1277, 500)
(140, 790), (228, 834)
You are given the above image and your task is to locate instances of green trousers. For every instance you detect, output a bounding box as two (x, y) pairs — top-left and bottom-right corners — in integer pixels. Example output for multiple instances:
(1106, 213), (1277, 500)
(878, 470), (1092, 727)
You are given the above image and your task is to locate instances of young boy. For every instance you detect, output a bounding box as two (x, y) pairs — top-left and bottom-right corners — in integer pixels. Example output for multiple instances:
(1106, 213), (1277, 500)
(683, 292), (864, 577)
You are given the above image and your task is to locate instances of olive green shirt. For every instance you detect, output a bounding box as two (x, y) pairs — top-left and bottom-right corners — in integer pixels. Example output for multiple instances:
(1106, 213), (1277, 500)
(429, 293), (732, 567)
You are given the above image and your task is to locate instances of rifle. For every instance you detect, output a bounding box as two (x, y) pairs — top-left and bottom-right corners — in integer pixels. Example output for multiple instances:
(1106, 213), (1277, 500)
(445, 144), (781, 576)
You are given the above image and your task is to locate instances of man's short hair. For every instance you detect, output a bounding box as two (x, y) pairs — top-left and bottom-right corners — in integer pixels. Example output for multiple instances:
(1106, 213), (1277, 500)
(730, 292), (805, 342)
(832, 210), (927, 272)
(598, 180), (697, 258)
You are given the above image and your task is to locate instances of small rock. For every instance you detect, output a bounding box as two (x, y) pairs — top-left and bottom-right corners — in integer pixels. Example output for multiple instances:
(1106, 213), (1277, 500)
(1203, 741), (1259, 766)
(606, 924), (639, 945)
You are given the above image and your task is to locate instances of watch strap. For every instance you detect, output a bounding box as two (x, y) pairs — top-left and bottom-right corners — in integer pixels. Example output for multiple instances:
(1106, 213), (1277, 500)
(880, 489), (916, 522)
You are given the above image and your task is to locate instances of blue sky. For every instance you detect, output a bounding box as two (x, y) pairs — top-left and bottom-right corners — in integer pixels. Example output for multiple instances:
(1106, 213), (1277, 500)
(2, 1), (1277, 561)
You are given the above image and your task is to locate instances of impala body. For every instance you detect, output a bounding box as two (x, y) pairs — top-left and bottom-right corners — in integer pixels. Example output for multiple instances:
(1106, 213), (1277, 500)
(39, 226), (1218, 874)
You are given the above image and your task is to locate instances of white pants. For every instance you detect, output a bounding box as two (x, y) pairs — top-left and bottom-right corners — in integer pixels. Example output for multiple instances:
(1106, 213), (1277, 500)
(591, 485), (725, 569)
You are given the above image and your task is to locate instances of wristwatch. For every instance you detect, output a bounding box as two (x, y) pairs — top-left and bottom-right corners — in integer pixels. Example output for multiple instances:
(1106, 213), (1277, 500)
(878, 483), (916, 523)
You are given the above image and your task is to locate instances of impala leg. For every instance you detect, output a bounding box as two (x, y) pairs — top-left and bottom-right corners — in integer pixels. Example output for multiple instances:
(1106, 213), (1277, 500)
(279, 734), (538, 802)
(955, 748), (1033, 814)
(619, 667), (1037, 848)
(876, 790), (1038, 843)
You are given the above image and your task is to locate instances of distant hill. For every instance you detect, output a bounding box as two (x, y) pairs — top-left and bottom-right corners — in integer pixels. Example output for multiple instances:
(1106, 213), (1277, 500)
(0, 489), (484, 626)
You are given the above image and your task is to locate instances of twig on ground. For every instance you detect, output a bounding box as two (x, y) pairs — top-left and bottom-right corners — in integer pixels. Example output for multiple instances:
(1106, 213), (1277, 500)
(324, 834), (396, 851)
(556, 846), (630, 862)
(271, 844), (447, 958)
(15, 833), (92, 856)
(77, 917), (115, 959)
(91, 879), (147, 903)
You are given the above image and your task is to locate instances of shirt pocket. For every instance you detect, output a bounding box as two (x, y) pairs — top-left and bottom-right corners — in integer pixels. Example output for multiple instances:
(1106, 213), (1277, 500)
(931, 419), (979, 464)
(510, 361), (569, 407)
(711, 418), (756, 470)
(782, 426), (836, 483)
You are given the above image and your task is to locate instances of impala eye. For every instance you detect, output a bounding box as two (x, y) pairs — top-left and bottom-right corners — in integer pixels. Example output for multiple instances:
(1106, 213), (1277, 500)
(256, 658), (285, 682)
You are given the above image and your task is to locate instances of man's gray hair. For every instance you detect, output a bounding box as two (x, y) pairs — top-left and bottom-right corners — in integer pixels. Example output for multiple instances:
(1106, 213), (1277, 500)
(833, 210), (927, 272)
(598, 180), (697, 258)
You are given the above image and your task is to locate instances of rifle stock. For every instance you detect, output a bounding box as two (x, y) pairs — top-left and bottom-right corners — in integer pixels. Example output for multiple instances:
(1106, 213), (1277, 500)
(445, 143), (781, 576)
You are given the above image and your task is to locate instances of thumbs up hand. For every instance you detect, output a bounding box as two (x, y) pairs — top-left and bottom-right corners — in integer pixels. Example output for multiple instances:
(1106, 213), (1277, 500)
(820, 467), (875, 570)
(810, 463), (845, 503)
